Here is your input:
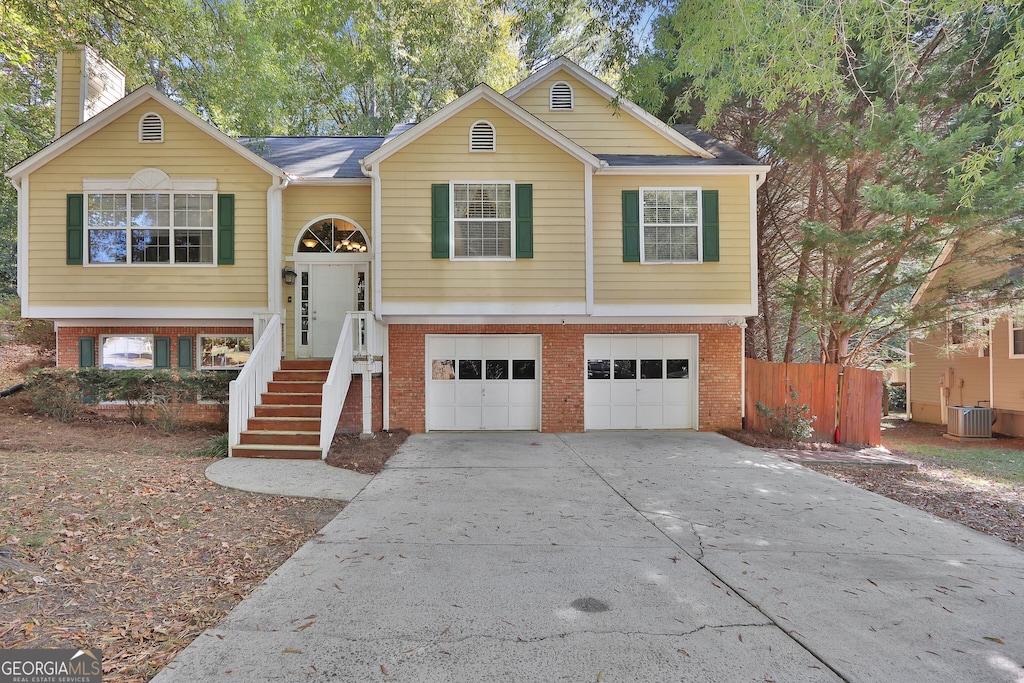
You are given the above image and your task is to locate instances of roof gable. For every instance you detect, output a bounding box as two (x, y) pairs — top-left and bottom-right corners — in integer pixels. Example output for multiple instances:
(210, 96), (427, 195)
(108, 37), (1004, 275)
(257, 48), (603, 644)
(360, 84), (602, 170)
(5, 85), (286, 181)
(504, 58), (713, 159)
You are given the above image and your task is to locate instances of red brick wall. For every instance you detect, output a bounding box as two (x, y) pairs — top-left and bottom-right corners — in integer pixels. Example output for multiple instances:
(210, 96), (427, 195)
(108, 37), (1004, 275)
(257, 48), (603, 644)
(337, 374), (384, 433)
(57, 325), (252, 368)
(388, 323), (743, 433)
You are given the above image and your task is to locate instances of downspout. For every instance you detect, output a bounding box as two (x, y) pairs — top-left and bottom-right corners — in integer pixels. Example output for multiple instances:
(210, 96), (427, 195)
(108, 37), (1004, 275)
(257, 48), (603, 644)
(9, 175), (29, 312)
(361, 160), (388, 430)
(584, 165), (595, 315)
(905, 337), (912, 421)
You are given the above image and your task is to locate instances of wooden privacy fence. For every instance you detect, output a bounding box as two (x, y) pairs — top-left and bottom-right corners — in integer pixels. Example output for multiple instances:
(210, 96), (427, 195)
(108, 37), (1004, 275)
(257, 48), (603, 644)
(744, 359), (883, 446)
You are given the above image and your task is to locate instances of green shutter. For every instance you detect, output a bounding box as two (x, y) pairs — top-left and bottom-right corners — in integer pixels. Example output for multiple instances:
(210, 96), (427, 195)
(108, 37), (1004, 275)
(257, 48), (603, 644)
(702, 190), (720, 263)
(515, 184), (533, 259)
(622, 190), (640, 262)
(67, 194), (84, 265)
(217, 194), (235, 265)
(177, 336), (194, 369)
(78, 336), (95, 367)
(154, 337), (171, 369)
(431, 183), (449, 258)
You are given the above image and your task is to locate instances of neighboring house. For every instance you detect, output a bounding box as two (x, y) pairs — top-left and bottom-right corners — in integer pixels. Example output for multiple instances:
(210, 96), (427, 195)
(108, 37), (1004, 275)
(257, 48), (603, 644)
(907, 239), (1024, 436)
(5, 46), (768, 456)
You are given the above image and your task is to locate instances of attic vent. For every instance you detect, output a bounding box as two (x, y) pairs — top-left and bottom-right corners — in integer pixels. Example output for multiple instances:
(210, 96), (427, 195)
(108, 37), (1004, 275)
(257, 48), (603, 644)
(139, 113), (164, 143)
(470, 120), (495, 152)
(550, 81), (574, 110)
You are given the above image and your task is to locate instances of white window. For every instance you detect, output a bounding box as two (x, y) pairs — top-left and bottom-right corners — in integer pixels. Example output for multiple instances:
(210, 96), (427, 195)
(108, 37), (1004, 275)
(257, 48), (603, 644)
(100, 335), (154, 369)
(469, 121), (496, 152)
(452, 182), (513, 259)
(139, 113), (164, 142)
(641, 188), (701, 263)
(87, 191), (214, 264)
(199, 335), (252, 369)
(550, 81), (574, 110)
(1011, 318), (1024, 358)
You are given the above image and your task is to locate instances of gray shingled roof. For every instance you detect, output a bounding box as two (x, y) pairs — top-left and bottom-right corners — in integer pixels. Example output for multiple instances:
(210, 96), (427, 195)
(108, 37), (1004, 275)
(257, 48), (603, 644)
(596, 125), (761, 168)
(239, 136), (385, 179)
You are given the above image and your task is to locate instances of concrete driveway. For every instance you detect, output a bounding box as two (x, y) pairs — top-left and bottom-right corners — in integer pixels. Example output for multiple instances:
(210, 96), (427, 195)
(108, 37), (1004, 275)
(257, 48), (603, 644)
(155, 432), (1024, 682)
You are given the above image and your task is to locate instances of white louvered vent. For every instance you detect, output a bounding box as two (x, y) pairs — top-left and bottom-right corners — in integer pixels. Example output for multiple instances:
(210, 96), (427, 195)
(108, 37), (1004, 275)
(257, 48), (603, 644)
(550, 81), (574, 110)
(139, 113), (164, 143)
(470, 120), (495, 151)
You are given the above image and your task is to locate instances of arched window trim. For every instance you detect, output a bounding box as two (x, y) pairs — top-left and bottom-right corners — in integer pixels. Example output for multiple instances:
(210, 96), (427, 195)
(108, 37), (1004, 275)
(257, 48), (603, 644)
(293, 216), (371, 257)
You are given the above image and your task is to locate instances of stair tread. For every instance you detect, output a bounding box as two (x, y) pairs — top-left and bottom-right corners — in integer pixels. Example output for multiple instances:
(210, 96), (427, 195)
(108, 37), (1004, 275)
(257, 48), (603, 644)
(234, 443), (320, 451)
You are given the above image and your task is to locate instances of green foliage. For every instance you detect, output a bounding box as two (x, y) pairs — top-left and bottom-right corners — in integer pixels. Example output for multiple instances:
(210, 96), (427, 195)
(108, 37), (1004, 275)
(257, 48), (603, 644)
(888, 384), (907, 413)
(185, 433), (230, 459)
(755, 389), (815, 442)
(25, 368), (235, 426)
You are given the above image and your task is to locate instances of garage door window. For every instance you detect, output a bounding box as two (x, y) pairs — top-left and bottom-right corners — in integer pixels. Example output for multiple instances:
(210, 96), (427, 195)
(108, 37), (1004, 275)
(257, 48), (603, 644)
(590, 357), (689, 380)
(512, 360), (536, 380)
(434, 358), (537, 381)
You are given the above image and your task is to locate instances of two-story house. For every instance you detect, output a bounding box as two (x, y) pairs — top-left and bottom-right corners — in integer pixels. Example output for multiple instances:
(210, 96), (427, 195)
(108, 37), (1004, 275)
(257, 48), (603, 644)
(5, 46), (768, 457)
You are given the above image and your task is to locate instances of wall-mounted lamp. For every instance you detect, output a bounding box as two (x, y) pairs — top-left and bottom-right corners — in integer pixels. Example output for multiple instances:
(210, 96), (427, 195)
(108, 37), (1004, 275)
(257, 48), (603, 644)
(282, 267), (298, 286)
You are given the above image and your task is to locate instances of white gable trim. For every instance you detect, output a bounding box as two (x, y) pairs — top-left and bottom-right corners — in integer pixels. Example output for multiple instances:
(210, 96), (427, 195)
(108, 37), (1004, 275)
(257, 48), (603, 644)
(909, 240), (957, 308)
(360, 84), (602, 170)
(505, 58), (714, 159)
(599, 165), (771, 176)
(5, 85), (287, 181)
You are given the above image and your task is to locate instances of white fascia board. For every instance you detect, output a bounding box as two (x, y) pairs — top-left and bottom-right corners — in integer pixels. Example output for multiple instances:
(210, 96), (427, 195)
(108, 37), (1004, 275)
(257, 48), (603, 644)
(285, 177), (371, 186)
(909, 240), (957, 308)
(598, 165), (772, 176)
(52, 317), (256, 328)
(25, 306), (270, 321)
(504, 57), (713, 159)
(360, 85), (601, 170)
(5, 86), (287, 182)
(591, 303), (756, 317)
(380, 301), (588, 317)
(384, 314), (745, 326)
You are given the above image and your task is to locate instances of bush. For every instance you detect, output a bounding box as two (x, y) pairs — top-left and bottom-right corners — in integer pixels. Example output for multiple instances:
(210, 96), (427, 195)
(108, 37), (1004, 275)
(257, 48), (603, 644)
(755, 388), (815, 442)
(25, 367), (236, 427)
(888, 384), (907, 413)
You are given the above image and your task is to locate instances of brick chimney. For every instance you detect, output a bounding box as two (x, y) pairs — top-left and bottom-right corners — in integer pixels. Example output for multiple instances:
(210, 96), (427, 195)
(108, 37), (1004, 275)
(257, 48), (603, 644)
(55, 45), (126, 139)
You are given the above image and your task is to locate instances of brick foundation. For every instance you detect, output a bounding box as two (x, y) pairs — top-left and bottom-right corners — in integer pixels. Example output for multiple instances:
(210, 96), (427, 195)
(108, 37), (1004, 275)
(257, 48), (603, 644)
(388, 323), (743, 433)
(337, 374), (384, 433)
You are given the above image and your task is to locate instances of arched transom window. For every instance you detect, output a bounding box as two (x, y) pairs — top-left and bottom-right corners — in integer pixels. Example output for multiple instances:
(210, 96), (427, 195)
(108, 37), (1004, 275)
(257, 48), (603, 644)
(298, 218), (368, 253)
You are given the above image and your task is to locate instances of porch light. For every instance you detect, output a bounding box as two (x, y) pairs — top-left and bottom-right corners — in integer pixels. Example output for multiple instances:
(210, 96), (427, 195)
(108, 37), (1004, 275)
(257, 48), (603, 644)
(282, 267), (297, 285)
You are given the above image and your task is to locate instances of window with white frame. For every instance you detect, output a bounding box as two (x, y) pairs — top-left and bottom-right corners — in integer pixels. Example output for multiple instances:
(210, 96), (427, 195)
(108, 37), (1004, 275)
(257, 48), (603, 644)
(1012, 318), (1024, 357)
(452, 182), (513, 258)
(87, 191), (214, 264)
(100, 335), (154, 369)
(641, 188), (700, 263)
(199, 335), (252, 369)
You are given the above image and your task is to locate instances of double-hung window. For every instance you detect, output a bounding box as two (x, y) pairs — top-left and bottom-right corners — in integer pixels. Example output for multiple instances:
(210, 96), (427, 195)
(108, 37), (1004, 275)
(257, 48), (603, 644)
(452, 182), (513, 259)
(1012, 318), (1024, 358)
(86, 191), (215, 264)
(641, 188), (700, 263)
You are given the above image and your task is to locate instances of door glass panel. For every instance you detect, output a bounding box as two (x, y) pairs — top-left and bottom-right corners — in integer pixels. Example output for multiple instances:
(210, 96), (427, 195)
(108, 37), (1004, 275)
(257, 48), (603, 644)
(432, 359), (455, 380)
(666, 359), (689, 378)
(486, 360), (508, 380)
(587, 359), (610, 379)
(614, 359), (636, 379)
(512, 359), (536, 380)
(640, 359), (663, 379)
(300, 271), (310, 346)
(459, 360), (482, 380)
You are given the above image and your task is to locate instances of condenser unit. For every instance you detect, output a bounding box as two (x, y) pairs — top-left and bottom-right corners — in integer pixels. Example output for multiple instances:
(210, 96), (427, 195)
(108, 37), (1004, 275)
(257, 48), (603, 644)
(946, 405), (993, 439)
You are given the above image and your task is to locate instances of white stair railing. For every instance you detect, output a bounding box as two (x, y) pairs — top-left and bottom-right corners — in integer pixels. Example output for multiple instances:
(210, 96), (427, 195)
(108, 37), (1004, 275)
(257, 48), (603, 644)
(320, 314), (355, 458)
(228, 314), (282, 456)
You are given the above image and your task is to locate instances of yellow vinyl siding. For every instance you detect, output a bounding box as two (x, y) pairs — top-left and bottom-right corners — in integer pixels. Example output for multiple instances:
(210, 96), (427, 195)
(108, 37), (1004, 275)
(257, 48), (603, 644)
(379, 101), (585, 304)
(512, 73), (692, 156)
(593, 174), (751, 305)
(909, 327), (992, 423)
(992, 317), (1024, 412)
(27, 101), (272, 310)
(58, 52), (83, 138)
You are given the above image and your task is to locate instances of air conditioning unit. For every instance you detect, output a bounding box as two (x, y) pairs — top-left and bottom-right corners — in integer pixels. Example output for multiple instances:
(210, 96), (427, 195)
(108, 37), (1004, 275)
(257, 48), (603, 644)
(946, 405), (993, 439)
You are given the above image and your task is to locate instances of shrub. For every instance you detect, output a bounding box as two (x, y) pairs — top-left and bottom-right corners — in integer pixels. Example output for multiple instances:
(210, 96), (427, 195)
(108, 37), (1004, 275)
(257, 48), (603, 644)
(27, 373), (82, 423)
(888, 384), (907, 413)
(755, 387), (815, 442)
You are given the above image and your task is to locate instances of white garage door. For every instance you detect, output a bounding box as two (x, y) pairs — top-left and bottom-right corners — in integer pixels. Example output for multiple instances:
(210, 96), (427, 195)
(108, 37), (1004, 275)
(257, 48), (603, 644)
(585, 335), (698, 430)
(426, 335), (541, 431)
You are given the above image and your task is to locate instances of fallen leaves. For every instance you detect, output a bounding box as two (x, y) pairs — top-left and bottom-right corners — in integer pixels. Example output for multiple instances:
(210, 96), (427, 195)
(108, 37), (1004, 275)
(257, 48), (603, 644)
(0, 415), (344, 683)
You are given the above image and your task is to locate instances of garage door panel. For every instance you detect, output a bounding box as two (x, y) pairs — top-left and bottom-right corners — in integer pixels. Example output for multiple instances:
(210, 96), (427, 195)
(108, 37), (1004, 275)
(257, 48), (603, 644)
(637, 406), (665, 428)
(610, 336), (637, 358)
(427, 335), (540, 431)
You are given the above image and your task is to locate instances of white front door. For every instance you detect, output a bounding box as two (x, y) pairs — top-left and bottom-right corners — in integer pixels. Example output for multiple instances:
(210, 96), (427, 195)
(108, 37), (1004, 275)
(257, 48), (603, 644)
(296, 264), (360, 358)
